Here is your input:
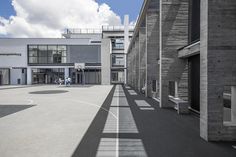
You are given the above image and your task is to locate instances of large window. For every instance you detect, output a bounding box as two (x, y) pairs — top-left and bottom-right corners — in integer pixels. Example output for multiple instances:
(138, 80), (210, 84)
(32, 68), (65, 84)
(111, 38), (124, 50)
(111, 70), (125, 83)
(28, 45), (67, 64)
(111, 54), (125, 67)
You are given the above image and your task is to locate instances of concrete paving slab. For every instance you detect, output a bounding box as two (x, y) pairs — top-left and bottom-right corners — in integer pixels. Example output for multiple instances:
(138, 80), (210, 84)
(0, 85), (112, 157)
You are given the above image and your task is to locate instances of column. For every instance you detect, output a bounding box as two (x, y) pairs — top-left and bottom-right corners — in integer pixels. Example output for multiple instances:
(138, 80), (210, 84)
(124, 15), (130, 85)
(160, 0), (189, 107)
(146, 1), (159, 97)
(139, 26), (146, 92)
(231, 86), (236, 123)
(135, 37), (139, 91)
(101, 39), (111, 85)
(27, 67), (32, 85)
(200, 0), (236, 141)
(64, 67), (69, 85)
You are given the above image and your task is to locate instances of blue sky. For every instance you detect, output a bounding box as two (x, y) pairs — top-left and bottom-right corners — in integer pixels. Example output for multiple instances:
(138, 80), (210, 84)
(0, 0), (144, 37)
(97, 0), (143, 22)
(0, 0), (143, 22)
(0, 0), (15, 18)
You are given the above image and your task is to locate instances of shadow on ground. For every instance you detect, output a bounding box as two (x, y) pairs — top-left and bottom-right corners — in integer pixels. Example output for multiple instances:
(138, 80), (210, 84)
(0, 105), (35, 118)
(72, 86), (116, 157)
(72, 85), (236, 157)
(29, 90), (68, 94)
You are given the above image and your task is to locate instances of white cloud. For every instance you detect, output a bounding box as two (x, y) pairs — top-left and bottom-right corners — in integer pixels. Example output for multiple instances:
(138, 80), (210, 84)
(0, 0), (122, 37)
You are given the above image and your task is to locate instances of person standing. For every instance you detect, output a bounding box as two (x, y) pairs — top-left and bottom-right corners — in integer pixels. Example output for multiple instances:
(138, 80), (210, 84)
(68, 77), (71, 86)
(59, 78), (62, 86)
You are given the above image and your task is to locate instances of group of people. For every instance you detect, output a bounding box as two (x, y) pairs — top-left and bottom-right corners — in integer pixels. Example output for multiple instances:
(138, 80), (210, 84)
(55, 77), (71, 86)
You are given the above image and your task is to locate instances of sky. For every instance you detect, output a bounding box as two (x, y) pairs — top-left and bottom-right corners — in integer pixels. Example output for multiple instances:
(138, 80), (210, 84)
(97, 0), (143, 22)
(0, 0), (143, 37)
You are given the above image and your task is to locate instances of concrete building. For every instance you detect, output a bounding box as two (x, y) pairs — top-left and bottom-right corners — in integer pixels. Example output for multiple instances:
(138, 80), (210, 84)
(0, 36), (102, 85)
(101, 15), (134, 85)
(127, 0), (236, 141)
(0, 16), (134, 86)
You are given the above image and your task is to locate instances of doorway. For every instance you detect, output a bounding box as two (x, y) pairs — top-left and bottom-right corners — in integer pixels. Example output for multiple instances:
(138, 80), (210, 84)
(32, 68), (64, 84)
(188, 54), (200, 112)
(77, 72), (83, 84)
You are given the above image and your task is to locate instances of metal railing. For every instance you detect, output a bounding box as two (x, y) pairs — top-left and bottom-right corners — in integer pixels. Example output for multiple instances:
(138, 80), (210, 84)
(64, 28), (102, 34)
(64, 25), (135, 34)
(102, 25), (135, 31)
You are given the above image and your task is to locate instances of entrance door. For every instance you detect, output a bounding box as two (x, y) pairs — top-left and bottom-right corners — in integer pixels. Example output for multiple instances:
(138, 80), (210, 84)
(77, 73), (83, 84)
(189, 54), (200, 112)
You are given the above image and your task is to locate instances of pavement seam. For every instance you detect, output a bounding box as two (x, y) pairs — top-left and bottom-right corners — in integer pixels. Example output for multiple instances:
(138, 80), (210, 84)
(116, 85), (120, 157)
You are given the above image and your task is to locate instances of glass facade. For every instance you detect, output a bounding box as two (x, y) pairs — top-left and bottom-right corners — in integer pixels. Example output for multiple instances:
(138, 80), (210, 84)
(111, 70), (125, 83)
(28, 45), (67, 64)
(111, 54), (125, 67)
(111, 38), (124, 50)
(32, 68), (65, 84)
(70, 68), (101, 84)
(0, 68), (10, 85)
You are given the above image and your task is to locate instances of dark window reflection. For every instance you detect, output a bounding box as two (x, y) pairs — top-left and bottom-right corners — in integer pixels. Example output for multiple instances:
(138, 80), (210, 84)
(28, 45), (67, 64)
(189, 0), (200, 43)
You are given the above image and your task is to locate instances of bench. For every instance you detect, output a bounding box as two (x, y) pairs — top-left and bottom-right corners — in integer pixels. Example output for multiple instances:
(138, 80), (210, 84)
(168, 95), (189, 114)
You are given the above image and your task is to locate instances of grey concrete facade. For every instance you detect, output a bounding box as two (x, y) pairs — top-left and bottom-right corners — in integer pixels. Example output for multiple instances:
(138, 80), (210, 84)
(127, 0), (159, 98)
(101, 39), (111, 85)
(101, 19), (134, 85)
(139, 26), (147, 92)
(160, 0), (189, 107)
(127, 0), (236, 141)
(146, 2), (159, 98)
(200, 0), (236, 141)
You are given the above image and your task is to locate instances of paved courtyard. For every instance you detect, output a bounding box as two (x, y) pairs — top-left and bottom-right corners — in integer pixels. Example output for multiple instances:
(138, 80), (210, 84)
(0, 85), (112, 157)
(0, 85), (235, 157)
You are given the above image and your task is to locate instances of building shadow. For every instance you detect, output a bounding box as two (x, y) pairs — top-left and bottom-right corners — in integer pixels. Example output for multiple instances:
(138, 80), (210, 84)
(0, 105), (35, 118)
(71, 84), (236, 157)
(123, 85), (236, 157)
(71, 85), (116, 157)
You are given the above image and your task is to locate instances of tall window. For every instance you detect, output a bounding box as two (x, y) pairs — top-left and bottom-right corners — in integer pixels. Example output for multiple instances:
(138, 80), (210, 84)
(169, 81), (176, 97)
(189, 0), (200, 43)
(28, 45), (67, 64)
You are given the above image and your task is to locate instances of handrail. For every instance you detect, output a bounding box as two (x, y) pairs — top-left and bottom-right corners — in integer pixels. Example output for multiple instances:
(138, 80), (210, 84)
(64, 28), (102, 34)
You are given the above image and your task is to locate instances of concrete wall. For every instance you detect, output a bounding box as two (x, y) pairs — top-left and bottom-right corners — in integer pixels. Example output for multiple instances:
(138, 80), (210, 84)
(10, 69), (22, 85)
(200, 0), (236, 141)
(127, 0), (236, 142)
(139, 27), (147, 92)
(127, 0), (159, 98)
(146, 1), (159, 97)
(160, 0), (189, 107)
(0, 45), (27, 68)
(101, 39), (111, 85)
(134, 37), (140, 91)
